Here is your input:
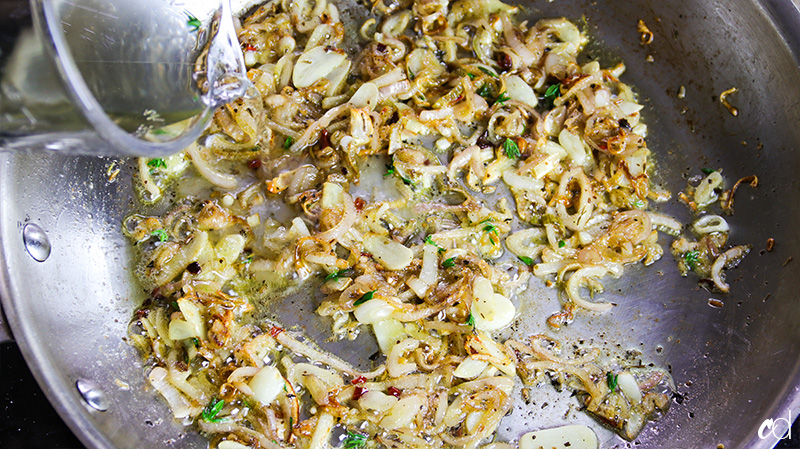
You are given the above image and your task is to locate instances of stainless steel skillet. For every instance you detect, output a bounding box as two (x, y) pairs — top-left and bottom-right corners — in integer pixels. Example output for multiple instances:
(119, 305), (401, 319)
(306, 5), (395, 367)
(2, 0), (800, 448)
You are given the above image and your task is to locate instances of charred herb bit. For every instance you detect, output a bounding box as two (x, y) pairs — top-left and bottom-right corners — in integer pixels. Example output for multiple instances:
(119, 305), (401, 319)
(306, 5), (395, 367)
(684, 250), (700, 269)
(343, 431), (368, 449)
(701, 167), (716, 175)
(503, 138), (521, 159)
(283, 136), (294, 150)
(354, 290), (375, 306)
(518, 256), (535, 266)
(186, 261), (202, 274)
(425, 235), (445, 253)
(201, 397), (226, 422)
(495, 91), (511, 106)
(186, 13), (202, 31)
(325, 268), (354, 281)
(606, 372), (618, 393)
(442, 257), (456, 268)
(151, 229), (169, 242)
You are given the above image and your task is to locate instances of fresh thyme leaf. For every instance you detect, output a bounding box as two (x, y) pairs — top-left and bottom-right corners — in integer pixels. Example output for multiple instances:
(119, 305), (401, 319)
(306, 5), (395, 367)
(495, 91), (510, 105)
(544, 83), (561, 102)
(558, 239), (566, 248)
(479, 66), (498, 78)
(191, 337), (200, 347)
(481, 219), (499, 236)
(442, 257), (456, 268)
(701, 167), (716, 175)
(325, 268), (353, 281)
(384, 163), (395, 177)
(151, 229), (169, 242)
(503, 138), (521, 159)
(147, 158), (167, 170)
(467, 312), (475, 327)
(476, 84), (493, 99)
(284, 136), (294, 150)
(343, 432), (368, 449)
(201, 397), (226, 422)
(607, 372), (618, 392)
(518, 256), (534, 266)
(684, 250), (700, 269)
(186, 14), (202, 31)
(425, 236), (445, 253)
(353, 290), (375, 306)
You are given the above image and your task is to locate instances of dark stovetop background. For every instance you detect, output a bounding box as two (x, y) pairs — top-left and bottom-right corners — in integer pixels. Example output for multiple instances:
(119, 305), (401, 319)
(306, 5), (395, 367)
(1, 341), (798, 449)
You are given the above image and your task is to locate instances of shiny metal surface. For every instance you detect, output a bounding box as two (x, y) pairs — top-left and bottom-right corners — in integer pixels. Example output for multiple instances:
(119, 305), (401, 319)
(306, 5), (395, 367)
(0, 0), (245, 157)
(0, 0), (799, 448)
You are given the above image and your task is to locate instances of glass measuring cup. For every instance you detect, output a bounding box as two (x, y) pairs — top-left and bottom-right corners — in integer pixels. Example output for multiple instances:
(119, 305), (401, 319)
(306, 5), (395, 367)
(0, 0), (248, 157)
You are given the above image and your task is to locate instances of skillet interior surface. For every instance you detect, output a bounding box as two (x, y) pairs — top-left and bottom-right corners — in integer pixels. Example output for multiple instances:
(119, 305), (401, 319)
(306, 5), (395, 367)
(1, 0), (800, 448)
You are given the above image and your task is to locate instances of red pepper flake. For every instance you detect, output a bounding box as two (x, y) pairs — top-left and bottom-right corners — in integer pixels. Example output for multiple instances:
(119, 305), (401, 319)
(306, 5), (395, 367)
(319, 129), (331, 149)
(353, 386), (367, 400)
(354, 197), (365, 211)
(496, 52), (512, 72)
(387, 386), (402, 397)
(269, 326), (284, 338)
(245, 44), (257, 52)
(248, 158), (262, 170)
(351, 376), (367, 385)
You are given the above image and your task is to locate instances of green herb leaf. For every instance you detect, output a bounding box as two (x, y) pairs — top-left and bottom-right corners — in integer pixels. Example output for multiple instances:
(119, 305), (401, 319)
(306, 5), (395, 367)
(201, 397), (226, 422)
(476, 84), (493, 99)
(152, 229), (169, 242)
(481, 219), (499, 236)
(325, 268), (353, 281)
(400, 176), (415, 186)
(343, 432), (368, 449)
(479, 66), (498, 78)
(467, 312), (475, 327)
(384, 163), (396, 177)
(191, 337), (200, 347)
(518, 256), (534, 266)
(354, 290), (375, 306)
(503, 138), (521, 159)
(684, 250), (700, 269)
(701, 167), (716, 175)
(633, 199), (646, 209)
(495, 91), (510, 105)
(284, 136), (294, 150)
(466, 72), (476, 79)
(147, 158), (167, 170)
(606, 372), (618, 393)
(544, 83), (561, 102)
(170, 301), (179, 310)
(442, 257), (456, 268)
(186, 14), (202, 31)
(558, 239), (566, 248)
(425, 235), (445, 253)
(152, 129), (168, 136)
